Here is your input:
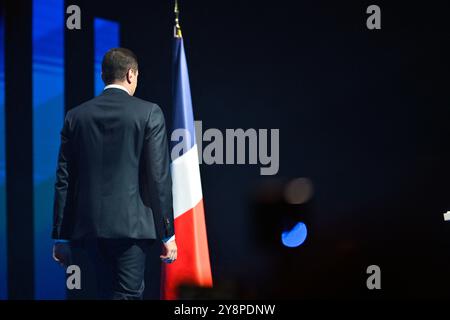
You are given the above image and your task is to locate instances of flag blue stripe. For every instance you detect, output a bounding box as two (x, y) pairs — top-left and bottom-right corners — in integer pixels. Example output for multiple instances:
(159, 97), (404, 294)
(171, 38), (196, 158)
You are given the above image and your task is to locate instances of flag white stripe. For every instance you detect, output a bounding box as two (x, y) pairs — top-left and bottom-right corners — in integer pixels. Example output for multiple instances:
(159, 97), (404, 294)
(171, 144), (203, 219)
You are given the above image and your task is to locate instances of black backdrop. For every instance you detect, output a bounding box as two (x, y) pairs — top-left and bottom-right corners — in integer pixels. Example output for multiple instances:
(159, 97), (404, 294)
(5, 0), (450, 298)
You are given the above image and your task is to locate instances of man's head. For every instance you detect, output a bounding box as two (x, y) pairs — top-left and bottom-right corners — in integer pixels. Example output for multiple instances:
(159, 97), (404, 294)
(101, 48), (139, 95)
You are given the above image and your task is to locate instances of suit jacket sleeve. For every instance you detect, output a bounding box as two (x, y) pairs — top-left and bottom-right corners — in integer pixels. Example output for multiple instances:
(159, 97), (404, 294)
(52, 112), (72, 239)
(144, 104), (174, 240)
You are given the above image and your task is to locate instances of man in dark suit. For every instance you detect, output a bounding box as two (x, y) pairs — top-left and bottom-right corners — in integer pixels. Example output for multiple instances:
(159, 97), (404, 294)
(52, 48), (177, 299)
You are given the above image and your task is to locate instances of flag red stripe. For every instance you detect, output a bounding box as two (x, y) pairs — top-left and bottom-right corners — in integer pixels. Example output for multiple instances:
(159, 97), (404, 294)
(161, 199), (213, 299)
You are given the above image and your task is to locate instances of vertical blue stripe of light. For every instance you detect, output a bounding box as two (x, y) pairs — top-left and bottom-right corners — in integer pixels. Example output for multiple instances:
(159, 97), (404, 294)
(171, 38), (196, 158)
(0, 11), (6, 301)
(33, 0), (66, 299)
(94, 18), (119, 95)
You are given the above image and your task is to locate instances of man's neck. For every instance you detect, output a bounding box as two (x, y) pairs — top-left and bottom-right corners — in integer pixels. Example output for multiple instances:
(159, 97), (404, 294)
(104, 83), (130, 95)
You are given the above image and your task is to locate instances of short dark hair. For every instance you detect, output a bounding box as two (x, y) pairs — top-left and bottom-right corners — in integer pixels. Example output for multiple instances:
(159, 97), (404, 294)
(101, 48), (138, 85)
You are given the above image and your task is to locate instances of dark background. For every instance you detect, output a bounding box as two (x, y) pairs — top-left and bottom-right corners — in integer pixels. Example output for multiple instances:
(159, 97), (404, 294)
(4, 0), (450, 299)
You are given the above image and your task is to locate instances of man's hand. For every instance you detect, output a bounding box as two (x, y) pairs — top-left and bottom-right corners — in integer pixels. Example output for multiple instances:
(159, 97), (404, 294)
(52, 242), (71, 268)
(160, 240), (177, 264)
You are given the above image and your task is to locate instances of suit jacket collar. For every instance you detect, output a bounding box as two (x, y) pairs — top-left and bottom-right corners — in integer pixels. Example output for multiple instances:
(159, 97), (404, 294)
(103, 84), (130, 95)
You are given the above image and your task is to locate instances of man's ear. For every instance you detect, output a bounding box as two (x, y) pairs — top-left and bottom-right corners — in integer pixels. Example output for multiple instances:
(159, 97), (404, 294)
(126, 69), (132, 84)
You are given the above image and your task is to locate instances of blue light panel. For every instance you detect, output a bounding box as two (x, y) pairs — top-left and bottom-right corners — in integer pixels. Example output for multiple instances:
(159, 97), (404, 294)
(94, 18), (120, 95)
(33, 0), (66, 299)
(0, 10), (6, 301)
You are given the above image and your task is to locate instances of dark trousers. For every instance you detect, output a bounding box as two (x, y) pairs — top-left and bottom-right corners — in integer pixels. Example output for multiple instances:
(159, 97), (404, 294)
(85, 239), (155, 300)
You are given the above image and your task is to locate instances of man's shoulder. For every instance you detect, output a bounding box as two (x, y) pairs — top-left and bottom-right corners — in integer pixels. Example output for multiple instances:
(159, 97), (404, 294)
(66, 95), (162, 119)
(129, 95), (159, 110)
(65, 99), (93, 118)
(128, 96), (165, 120)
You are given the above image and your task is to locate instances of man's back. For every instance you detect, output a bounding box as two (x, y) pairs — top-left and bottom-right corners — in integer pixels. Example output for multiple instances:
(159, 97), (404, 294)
(52, 48), (177, 299)
(52, 87), (174, 240)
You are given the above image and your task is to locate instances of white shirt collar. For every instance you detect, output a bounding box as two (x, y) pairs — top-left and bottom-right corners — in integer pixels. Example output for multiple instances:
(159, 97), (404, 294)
(104, 84), (130, 95)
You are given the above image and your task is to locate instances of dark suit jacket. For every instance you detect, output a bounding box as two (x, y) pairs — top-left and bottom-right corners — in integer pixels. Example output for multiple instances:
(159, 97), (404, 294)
(52, 88), (174, 241)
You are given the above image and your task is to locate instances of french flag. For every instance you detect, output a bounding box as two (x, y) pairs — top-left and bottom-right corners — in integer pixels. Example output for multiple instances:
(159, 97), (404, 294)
(160, 31), (213, 300)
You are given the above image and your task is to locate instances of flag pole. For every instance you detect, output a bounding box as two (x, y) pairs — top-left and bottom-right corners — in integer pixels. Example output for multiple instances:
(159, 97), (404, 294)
(174, 0), (182, 38)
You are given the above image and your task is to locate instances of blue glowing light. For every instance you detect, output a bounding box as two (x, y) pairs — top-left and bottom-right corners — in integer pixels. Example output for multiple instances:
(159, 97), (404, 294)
(33, 0), (66, 299)
(94, 18), (119, 95)
(0, 10), (6, 300)
(281, 222), (308, 248)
